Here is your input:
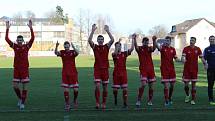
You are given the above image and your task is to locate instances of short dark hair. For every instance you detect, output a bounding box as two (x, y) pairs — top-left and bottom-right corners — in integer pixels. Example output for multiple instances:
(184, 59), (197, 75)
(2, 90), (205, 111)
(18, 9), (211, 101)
(17, 35), (23, 39)
(209, 35), (215, 40)
(142, 37), (149, 43)
(97, 35), (104, 39)
(190, 37), (196, 41)
(64, 41), (70, 45)
(115, 41), (121, 46)
(165, 36), (171, 40)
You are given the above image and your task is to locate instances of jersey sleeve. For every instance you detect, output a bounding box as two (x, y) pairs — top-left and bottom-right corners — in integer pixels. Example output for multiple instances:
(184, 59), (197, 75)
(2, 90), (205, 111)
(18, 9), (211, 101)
(173, 48), (178, 59)
(182, 47), (187, 56)
(203, 48), (208, 60)
(198, 47), (203, 58)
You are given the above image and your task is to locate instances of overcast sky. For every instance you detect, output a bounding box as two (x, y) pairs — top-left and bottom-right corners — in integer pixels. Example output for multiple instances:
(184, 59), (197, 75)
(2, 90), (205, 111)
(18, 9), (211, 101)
(1, 0), (215, 35)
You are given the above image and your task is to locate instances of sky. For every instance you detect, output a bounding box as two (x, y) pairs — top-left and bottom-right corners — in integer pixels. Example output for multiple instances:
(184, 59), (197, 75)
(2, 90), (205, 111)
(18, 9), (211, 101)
(1, 0), (215, 35)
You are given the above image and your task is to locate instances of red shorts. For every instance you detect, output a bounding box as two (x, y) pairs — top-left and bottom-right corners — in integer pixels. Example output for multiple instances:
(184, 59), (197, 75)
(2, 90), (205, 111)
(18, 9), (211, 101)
(160, 67), (176, 83)
(140, 69), (156, 84)
(182, 69), (198, 82)
(61, 72), (79, 88)
(13, 67), (30, 83)
(112, 70), (128, 89)
(94, 68), (109, 84)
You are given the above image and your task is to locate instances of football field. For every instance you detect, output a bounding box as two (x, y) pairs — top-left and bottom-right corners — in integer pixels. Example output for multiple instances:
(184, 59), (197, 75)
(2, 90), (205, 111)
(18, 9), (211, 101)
(0, 56), (214, 121)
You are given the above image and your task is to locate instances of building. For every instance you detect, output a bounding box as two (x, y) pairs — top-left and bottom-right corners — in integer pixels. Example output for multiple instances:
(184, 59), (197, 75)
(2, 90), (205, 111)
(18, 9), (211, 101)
(170, 18), (215, 54)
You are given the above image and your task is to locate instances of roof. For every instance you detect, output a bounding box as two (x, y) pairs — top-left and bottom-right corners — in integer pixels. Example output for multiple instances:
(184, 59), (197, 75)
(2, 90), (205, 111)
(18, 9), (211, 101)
(170, 18), (215, 35)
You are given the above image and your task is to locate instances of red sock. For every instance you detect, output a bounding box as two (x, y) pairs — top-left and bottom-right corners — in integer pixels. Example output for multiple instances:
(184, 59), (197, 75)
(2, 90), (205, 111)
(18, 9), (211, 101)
(95, 88), (100, 104)
(138, 87), (144, 101)
(123, 90), (128, 105)
(113, 90), (118, 99)
(191, 89), (196, 100)
(14, 88), (21, 99)
(21, 90), (27, 104)
(102, 91), (108, 104)
(64, 91), (69, 104)
(164, 88), (169, 102)
(148, 88), (153, 101)
(184, 86), (189, 96)
(73, 90), (78, 102)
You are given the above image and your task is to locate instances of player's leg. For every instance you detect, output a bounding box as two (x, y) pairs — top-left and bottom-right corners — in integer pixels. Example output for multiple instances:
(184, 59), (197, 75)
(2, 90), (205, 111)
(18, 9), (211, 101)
(63, 87), (70, 111)
(147, 82), (154, 106)
(122, 87), (128, 108)
(136, 71), (147, 107)
(191, 81), (196, 105)
(12, 82), (21, 107)
(102, 83), (108, 109)
(112, 72), (120, 106)
(168, 71), (176, 104)
(136, 81), (146, 108)
(19, 68), (30, 110)
(13, 68), (22, 106)
(163, 82), (169, 106)
(94, 68), (102, 108)
(73, 87), (78, 108)
(121, 72), (128, 108)
(184, 82), (190, 103)
(207, 69), (215, 103)
(94, 81), (101, 109)
(168, 82), (175, 104)
(101, 69), (109, 109)
(147, 71), (156, 106)
(113, 88), (118, 106)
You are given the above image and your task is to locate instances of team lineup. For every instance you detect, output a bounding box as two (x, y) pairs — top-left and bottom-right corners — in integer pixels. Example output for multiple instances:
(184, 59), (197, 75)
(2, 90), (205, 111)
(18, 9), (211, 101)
(4, 20), (215, 111)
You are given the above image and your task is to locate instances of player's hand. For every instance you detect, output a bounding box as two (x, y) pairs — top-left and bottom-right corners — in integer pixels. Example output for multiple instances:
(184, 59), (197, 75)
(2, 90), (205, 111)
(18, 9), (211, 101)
(152, 36), (157, 41)
(56, 41), (59, 47)
(132, 33), (137, 40)
(6, 21), (11, 29)
(204, 63), (208, 70)
(104, 25), (109, 32)
(92, 24), (97, 32)
(27, 20), (33, 28)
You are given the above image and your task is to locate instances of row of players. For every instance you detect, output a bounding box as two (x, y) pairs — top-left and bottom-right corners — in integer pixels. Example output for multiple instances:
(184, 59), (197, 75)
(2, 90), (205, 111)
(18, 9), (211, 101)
(4, 20), (215, 111)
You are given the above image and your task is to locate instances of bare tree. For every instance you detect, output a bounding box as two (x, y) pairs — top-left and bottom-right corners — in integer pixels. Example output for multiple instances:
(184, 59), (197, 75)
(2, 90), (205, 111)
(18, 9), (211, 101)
(94, 14), (114, 34)
(148, 25), (168, 38)
(13, 12), (24, 25)
(25, 10), (36, 19)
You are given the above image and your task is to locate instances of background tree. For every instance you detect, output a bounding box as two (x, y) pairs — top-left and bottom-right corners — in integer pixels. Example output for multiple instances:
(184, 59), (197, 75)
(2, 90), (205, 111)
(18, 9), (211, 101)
(148, 25), (168, 38)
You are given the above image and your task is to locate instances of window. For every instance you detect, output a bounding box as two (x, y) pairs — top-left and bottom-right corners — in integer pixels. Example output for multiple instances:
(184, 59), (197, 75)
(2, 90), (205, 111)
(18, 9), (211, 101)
(35, 32), (42, 38)
(19, 32), (30, 38)
(54, 32), (65, 38)
(171, 26), (176, 33)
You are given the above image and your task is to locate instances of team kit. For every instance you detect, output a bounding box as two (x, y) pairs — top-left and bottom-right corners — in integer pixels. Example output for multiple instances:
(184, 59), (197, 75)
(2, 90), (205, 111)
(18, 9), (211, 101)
(4, 20), (215, 111)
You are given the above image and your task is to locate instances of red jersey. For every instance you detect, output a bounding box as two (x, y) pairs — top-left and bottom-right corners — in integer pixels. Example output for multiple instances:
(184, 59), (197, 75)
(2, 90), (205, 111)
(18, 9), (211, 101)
(5, 28), (34, 68)
(182, 46), (202, 72)
(112, 51), (131, 71)
(93, 44), (109, 69)
(59, 50), (78, 74)
(160, 46), (177, 71)
(137, 46), (154, 70)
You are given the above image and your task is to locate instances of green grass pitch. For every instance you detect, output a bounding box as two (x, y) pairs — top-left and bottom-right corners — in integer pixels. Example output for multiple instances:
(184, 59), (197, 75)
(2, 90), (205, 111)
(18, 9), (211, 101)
(0, 55), (214, 121)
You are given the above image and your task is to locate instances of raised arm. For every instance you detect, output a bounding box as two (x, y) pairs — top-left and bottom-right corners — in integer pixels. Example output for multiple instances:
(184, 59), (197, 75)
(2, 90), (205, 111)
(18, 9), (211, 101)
(54, 41), (60, 56)
(133, 34), (139, 52)
(71, 42), (79, 56)
(153, 37), (161, 51)
(88, 24), (97, 49)
(152, 36), (157, 52)
(104, 25), (114, 49)
(128, 37), (134, 54)
(5, 21), (14, 48)
(27, 20), (35, 48)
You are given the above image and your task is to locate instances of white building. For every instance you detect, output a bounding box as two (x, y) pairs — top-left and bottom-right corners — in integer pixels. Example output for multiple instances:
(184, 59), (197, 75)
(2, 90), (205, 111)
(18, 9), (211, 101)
(170, 18), (215, 54)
